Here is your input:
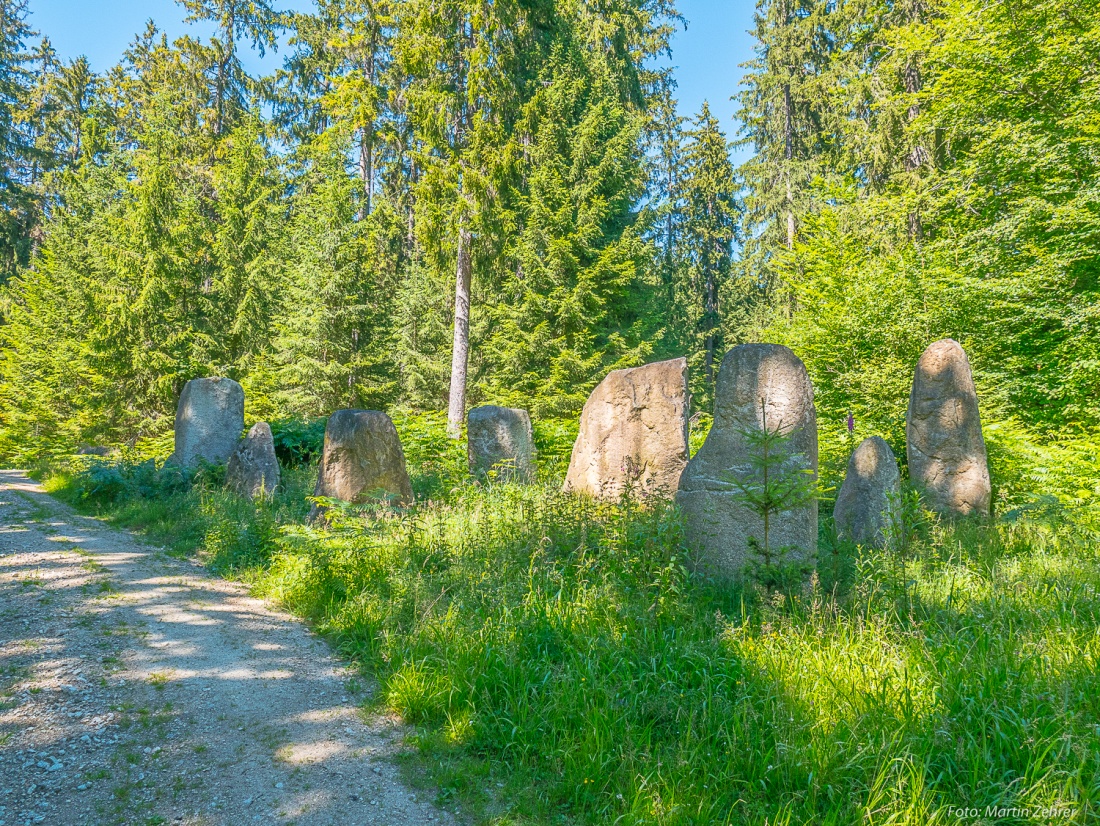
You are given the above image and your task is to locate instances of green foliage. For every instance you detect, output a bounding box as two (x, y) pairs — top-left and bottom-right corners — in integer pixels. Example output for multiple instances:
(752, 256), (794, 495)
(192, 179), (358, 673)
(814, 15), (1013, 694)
(268, 417), (328, 467)
(737, 0), (1100, 460)
(45, 458), (314, 565)
(56, 456), (190, 508)
(260, 477), (1100, 826)
(0, 0), (41, 278)
(482, 38), (657, 415)
(38, 404), (1100, 826)
(725, 399), (817, 583)
(271, 146), (403, 417)
(0, 0), (687, 458)
(671, 103), (740, 408)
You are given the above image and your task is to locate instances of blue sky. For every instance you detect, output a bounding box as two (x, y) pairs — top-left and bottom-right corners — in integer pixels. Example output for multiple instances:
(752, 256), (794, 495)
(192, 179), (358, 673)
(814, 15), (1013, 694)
(28, 0), (757, 156)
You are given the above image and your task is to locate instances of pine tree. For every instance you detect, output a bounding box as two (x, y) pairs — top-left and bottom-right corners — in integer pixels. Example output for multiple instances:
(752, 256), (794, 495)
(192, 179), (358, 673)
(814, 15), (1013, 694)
(676, 102), (739, 404)
(736, 0), (843, 309)
(272, 144), (402, 417)
(480, 31), (659, 414)
(180, 0), (282, 136)
(641, 74), (684, 329)
(0, 0), (41, 278)
(393, 0), (555, 435)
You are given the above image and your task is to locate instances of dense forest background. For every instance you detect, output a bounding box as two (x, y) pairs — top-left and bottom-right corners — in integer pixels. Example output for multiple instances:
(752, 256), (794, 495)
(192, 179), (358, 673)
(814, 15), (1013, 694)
(0, 0), (1096, 497)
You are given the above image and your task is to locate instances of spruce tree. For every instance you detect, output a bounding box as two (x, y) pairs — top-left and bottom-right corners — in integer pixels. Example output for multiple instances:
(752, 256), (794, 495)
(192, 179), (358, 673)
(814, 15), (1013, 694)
(676, 102), (739, 404)
(0, 0), (40, 278)
(180, 0), (283, 136)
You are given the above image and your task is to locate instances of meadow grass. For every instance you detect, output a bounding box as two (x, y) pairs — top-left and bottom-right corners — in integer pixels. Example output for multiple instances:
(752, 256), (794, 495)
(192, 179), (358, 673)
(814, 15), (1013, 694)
(39, 413), (1100, 825)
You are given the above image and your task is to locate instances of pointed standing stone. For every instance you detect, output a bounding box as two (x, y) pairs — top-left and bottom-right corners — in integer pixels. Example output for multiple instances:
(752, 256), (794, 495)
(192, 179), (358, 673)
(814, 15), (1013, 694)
(563, 358), (689, 500)
(906, 339), (991, 517)
(467, 406), (535, 482)
(227, 422), (281, 499)
(173, 378), (245, 468)
(833, 436), (901, 549)
(677, 344), (818, 577)
(309, 410), (413, 522)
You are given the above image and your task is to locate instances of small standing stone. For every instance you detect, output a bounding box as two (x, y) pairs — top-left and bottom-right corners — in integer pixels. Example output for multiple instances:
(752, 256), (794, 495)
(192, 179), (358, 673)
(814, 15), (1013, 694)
(906, 339), (991, 517)
(677, 344), (818, 578)
(467, 406), (535, 482)
(833, 436), (901, 549)
(172, 378), (245, 468)
(226, 422), (281, 499)
(309, 410), (413, 522)
(563, 358), (690, 500)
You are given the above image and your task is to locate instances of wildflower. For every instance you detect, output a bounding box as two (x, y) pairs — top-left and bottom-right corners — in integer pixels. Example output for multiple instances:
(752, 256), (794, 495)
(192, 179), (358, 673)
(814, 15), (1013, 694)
(846, 411), (855, 434)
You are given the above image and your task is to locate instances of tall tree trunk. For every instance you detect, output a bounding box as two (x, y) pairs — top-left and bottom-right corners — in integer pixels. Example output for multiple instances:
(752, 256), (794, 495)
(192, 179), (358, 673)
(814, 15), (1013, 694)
(358, 125), (373, 219)
(446, 221), (473, 438)
(358, 46), (377, 220)
(783, 81), (796, 251)
(704, 188), (720, 387)
(904, 59), (924, 241)
(704, 258), (718, 387)
(903, 1), (928, 241)
(216, 61), (224, 136)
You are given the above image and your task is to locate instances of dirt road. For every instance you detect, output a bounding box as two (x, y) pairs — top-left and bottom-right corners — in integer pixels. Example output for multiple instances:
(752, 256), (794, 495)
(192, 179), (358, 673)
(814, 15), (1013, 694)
(0, 470), (458, 826)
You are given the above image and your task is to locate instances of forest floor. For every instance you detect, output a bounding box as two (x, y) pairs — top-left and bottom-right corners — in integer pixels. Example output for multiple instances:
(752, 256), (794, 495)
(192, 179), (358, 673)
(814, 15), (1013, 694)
(0, 469), (459, 826)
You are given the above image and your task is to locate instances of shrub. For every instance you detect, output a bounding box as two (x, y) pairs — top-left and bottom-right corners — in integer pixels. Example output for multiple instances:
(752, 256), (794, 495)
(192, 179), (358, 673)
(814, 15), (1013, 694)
(269, 417), (327, 467)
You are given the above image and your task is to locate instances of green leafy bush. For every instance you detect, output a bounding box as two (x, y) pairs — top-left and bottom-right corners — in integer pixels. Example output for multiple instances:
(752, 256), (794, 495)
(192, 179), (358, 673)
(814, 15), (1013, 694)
(59, 457), (191, 507)
(269, 418), (328, 467)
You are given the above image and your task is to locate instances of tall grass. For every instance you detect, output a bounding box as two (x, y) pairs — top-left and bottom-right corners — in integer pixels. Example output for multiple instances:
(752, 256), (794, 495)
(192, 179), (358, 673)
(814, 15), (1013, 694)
(39, 413), (1100, 825)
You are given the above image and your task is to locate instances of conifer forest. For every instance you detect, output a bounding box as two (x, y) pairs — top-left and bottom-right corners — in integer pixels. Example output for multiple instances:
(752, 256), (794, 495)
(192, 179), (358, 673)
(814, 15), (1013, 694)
(0, 0), (1098, 824)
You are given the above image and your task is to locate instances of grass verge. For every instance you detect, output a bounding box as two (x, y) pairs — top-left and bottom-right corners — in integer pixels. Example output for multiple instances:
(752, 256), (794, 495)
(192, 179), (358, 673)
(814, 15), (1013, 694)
(36, 413), (1100, 825)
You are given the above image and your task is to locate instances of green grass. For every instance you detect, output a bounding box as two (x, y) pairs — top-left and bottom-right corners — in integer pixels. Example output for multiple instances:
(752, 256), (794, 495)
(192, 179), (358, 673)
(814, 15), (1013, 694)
(37, 412), (1100, 825)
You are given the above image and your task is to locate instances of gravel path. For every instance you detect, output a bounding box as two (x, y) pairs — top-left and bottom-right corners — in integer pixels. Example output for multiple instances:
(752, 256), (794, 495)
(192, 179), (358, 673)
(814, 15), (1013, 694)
(0, 470), (459, 826)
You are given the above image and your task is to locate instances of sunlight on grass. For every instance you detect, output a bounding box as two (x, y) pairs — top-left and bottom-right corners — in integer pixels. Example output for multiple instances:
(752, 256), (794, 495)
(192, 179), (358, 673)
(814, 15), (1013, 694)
(40, 413), (1100, 825)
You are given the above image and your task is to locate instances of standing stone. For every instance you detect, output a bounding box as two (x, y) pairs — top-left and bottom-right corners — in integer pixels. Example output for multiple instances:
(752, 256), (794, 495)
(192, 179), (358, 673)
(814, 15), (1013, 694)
(467, 406), (535, 482)
(226, 422), (281, 499)
(907, 338), (991, 517)
(173, 377), (245, 468)
(309, 410), (413, 521)
(563, 358), (689, 500)
(677, 344), (818, 578)
(833, 436), (901, 549)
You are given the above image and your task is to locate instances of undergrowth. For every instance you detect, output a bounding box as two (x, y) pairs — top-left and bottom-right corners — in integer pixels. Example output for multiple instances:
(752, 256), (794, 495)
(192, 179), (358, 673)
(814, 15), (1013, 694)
(36, 413), (1100, 825)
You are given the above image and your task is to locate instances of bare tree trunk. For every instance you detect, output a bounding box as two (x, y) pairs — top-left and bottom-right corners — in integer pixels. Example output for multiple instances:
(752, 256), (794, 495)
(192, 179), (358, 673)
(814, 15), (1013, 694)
(446, 221), (473, 438)
(904, 59), (925, 241)
(358, 127), (373, 220)
(704, 235), (720, 388)
(358, 45), (376, 220)
(903, 0), (928, 241)
(783, 82), (796, 251)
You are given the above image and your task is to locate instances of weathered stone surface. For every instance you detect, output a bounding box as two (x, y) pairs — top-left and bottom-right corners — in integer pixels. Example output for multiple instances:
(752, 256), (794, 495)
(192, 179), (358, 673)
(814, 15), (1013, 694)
(834, 436), (900, 549)
(906, 339), (991, 517)
(468, 406), (535, 481)
(677, 344), (818, 577)
(563, 358), (689, 500)
(309, 410), (413, 521)
(226, 422), (281, 499)
(173, 378), (245, 468)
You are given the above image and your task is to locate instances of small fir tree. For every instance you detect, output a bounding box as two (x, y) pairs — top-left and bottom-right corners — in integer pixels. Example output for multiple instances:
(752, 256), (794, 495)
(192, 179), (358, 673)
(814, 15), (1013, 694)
(726, 398), (817, 586)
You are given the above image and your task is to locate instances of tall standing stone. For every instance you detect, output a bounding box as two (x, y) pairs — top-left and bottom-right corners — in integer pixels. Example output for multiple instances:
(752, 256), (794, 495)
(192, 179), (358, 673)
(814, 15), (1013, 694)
(833, 436), (901, 549)
(677, 344), (818, 577)
(309, 410), (413, 521)
(907, 339), (991, 517)
(173, 377), (245, 468)
(563, 358), (689, 500)
(467, 406), (535, 481)
(226, 422), (281, 499)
